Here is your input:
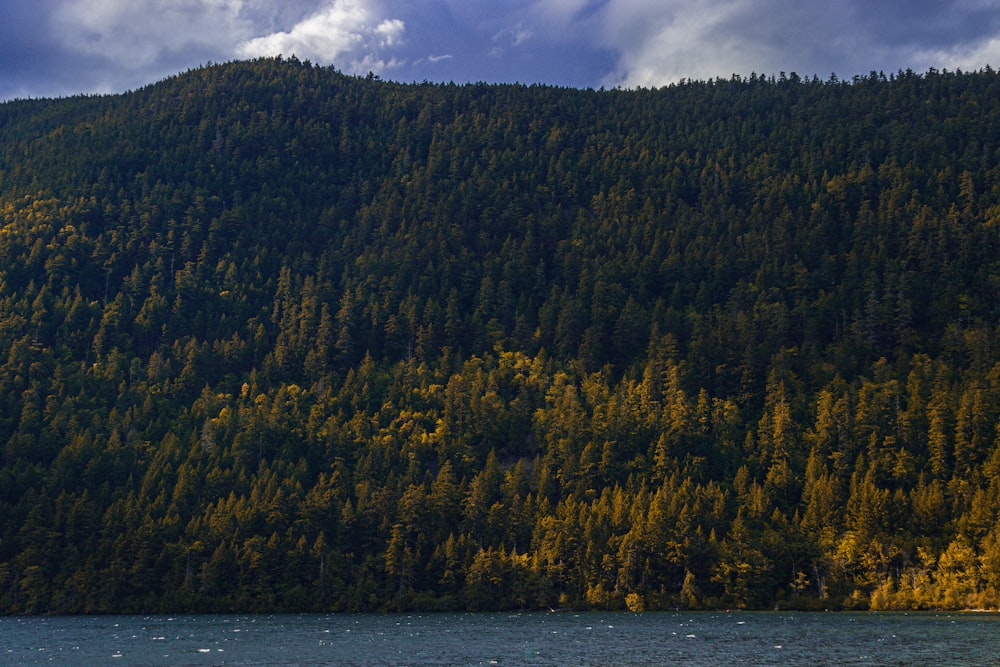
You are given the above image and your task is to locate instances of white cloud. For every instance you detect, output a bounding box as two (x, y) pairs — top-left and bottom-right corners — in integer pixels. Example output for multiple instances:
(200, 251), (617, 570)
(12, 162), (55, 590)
(596, 0), (829, 86)
(375, 18), (405, 46)
(595, 0), (1000, 87)
(491, 24), (533, 53)
(236, 0), (406, 74)
(55, 0), (252, 69)
(922, 36), (1000, 72)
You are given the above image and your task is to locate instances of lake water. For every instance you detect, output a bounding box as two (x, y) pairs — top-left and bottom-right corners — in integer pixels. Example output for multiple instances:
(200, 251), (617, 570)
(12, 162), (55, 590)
(2, 611), (998, 666)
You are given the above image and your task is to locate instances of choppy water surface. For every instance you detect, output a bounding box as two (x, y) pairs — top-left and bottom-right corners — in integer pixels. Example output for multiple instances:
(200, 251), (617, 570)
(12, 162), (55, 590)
(2, 610), (998, 666)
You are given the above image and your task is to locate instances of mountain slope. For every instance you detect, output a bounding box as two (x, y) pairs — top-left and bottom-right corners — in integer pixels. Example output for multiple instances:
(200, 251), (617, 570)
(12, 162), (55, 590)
(2, 58), (1000, 612)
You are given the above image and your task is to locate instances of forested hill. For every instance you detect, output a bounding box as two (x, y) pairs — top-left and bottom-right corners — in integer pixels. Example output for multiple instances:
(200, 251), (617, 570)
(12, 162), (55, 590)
(3, 59), (1000, 614)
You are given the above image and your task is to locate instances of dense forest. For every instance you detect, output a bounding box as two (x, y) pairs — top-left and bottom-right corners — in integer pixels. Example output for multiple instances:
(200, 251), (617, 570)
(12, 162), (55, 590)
(2, 58), (1000, 613)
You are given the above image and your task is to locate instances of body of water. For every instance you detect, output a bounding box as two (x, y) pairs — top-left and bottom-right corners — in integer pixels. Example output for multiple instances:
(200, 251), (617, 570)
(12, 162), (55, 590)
(2, 610), (998, 666)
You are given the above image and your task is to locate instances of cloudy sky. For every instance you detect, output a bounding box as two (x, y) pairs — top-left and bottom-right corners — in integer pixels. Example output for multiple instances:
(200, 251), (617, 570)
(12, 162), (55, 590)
(1, 0), (999, 100)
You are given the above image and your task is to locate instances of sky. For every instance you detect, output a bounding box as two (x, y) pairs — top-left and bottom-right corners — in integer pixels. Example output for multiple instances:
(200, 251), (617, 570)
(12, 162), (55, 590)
(1, 0), (1000, 100)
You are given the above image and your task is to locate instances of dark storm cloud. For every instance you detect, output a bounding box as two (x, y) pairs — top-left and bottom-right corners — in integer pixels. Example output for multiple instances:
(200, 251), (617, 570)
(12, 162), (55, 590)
(0, 1), (89, 99)
(869, 0), (1000, 47)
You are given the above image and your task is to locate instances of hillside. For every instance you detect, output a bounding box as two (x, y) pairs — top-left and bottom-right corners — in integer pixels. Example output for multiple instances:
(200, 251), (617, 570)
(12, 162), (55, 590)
(2, 58), (1000, 613)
